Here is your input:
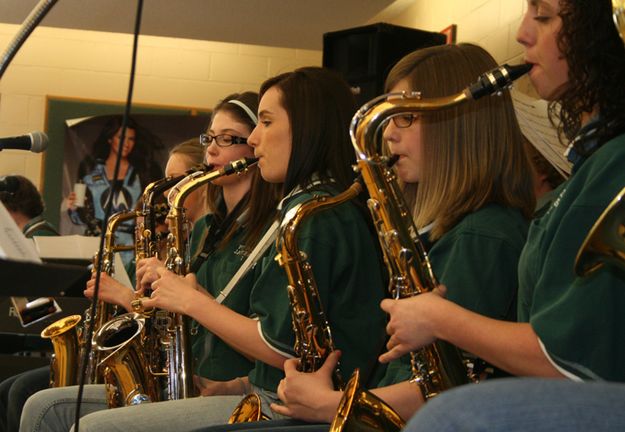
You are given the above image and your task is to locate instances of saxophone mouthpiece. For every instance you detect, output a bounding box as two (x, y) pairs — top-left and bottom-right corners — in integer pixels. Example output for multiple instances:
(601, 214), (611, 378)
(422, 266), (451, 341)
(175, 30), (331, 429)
(467, 63), (532, 100)
(387, 154), (400, 168)
(222, 157), (259, 175)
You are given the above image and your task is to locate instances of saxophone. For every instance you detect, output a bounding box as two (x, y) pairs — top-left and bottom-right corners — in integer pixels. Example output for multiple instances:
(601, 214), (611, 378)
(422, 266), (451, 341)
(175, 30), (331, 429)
(228, 183), (361, 424)
(330, 63), (533, 431)
(96, 158), (258, 405)
(276, 184), (363, 378)
(93, 174), (187, 407)
(40, 209), (136, 387)
(575, 186), (625, 276)
(615, 0), (625, 42)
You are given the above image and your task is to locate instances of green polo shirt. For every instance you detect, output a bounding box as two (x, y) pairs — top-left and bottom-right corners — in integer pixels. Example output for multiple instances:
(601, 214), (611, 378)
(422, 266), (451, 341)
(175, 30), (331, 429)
(23, 215), (59, 238)
(518, 132), (625, 381)
(189, 215), (255, 380)
(248, 189), (387, 392)
(378, 204), (528, 386)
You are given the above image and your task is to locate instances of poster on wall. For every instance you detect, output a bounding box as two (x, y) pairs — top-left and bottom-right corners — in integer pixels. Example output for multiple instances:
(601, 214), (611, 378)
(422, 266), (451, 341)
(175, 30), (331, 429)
(58, 113), (210, 262)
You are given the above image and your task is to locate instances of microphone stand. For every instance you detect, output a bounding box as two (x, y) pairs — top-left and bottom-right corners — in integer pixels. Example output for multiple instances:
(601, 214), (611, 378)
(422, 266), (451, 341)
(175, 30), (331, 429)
(73, 1), (145, 431)
(0, 0), (58, 79)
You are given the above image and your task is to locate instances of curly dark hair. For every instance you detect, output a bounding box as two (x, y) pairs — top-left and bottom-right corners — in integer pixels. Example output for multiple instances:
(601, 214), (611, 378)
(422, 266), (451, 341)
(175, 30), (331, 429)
(552, 0), (625, 144)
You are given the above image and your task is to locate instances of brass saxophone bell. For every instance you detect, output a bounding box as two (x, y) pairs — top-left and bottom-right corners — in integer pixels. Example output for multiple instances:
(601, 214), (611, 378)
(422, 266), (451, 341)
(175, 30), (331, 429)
(228, 394), (270, 423)
(614, 0), (625, 43)
(329, 369), (405, 432)
(41, 314), (83, 387)
(575, 186), (625, 276)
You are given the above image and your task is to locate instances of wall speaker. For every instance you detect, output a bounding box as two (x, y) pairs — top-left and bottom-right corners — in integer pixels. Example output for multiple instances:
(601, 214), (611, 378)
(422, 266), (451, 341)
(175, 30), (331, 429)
(323, 23), (446, 105)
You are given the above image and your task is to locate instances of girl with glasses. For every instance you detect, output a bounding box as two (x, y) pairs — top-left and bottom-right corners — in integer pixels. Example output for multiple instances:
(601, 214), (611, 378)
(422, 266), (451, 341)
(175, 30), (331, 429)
(380, 0), (625, 385)
(246, 43), (535, 431)
(19, 91), (284, 431)
(399, 1), (625, 431)
(21, 68), (387, 432)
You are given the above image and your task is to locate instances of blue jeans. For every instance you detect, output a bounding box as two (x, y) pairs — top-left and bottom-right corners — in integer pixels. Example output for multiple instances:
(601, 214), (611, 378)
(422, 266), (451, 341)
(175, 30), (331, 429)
(20, 384), (286, 432)
(0, 366), (50, 432)
(19, 384), (109, 432)
(404, 378), (625, 432)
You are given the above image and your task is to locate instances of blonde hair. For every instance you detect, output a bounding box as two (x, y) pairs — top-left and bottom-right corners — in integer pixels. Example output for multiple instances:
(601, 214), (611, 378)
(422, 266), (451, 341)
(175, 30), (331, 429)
(168, 137), (211, 214)
(169, 137), (205, 169)
(385, 43), (535, 240)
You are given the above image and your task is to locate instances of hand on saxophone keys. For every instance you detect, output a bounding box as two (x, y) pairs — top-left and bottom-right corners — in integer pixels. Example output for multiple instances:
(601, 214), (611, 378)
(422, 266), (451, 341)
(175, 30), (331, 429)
(379, 284), (448, 364)
(271, 351), (343, 423)
(130, 296), (154, 315)
(136, 256), (167, 293)
(84, 272), (136, 313)
(140, 267), (206, 315)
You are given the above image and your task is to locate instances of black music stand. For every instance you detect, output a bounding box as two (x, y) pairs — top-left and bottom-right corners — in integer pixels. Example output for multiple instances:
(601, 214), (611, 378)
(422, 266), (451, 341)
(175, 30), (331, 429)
(0, 258), (90, 298)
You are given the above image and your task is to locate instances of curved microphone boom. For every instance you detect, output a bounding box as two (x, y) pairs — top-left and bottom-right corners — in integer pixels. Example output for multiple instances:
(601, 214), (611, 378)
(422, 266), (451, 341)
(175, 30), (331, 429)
(0, 0), (59, 79)
(0, 132), (48, 153)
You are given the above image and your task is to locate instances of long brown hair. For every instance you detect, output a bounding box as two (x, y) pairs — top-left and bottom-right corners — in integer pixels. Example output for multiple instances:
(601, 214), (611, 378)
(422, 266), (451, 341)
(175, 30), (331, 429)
(246, 67), (359, 239)
(385, 43), (535, 240)
(257, 66), (357, 194)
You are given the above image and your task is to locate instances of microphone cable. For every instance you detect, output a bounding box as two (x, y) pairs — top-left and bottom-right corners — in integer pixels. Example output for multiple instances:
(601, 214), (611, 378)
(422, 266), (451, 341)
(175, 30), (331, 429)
(73, 1), (144, 430)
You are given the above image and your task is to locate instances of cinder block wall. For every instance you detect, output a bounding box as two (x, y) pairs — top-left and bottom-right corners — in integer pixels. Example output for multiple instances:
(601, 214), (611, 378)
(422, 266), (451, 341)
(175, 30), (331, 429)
(0, 1), (526, 187)
(0, 25), (321, 187)
(388, 0), (526, 64)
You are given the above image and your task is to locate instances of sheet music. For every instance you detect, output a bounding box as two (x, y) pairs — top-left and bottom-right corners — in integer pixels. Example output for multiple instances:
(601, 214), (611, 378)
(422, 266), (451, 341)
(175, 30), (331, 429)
(33, 235), (132, 289)
(0, 203), (41, 263)
(511, 89), (572, 178)
(33, 235), (99, 260)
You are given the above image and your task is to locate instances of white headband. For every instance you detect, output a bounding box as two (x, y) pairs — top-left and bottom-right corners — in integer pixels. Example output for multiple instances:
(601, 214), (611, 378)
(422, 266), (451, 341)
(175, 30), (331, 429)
(227, 99), (258, 125)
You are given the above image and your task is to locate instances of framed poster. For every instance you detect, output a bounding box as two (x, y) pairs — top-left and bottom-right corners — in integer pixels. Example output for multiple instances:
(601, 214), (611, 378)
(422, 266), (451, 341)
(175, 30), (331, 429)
(42, 97), (210, 230)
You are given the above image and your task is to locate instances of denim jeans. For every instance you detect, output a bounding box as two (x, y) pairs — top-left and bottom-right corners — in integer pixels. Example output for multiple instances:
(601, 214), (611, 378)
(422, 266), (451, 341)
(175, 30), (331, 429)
(19, 384), (108, 432)
(403, 378), (625, 432)
(0, 366), (50, 432)
(20, 384), (285, 432)
(76, 385), (287, 432)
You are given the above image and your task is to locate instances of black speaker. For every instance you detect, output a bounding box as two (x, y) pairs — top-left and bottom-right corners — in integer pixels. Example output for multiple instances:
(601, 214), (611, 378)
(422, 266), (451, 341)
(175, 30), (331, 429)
(323, 23), (446, 105)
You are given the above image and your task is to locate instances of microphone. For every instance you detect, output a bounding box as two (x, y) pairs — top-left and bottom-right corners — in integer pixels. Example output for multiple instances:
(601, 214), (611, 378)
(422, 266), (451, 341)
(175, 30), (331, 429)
(0, 176), (20, 193)
(0, 132), (48, 153)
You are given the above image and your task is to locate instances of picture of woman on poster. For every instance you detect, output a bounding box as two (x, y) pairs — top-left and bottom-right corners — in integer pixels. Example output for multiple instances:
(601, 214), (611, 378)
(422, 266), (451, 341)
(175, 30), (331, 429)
(66, 115), (163, 263)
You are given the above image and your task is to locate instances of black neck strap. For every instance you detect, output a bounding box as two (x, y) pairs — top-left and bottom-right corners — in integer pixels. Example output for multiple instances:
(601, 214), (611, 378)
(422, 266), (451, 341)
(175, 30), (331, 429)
(189, 193), (248, 273)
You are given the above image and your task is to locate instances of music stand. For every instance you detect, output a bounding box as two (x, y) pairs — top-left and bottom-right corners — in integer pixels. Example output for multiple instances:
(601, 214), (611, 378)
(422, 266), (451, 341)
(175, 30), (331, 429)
(0, 258), (90, 298)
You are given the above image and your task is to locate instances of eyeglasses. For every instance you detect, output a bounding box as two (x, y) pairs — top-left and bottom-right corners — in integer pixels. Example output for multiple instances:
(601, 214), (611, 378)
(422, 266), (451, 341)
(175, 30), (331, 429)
(391, 114), (419, 129)
(200, 133), (248, 148)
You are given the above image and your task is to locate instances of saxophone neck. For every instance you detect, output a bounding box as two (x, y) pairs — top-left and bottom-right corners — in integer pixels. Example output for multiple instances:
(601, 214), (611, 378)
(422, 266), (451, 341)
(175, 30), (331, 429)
(351, 63), (532, 158)
(167, 157), (258, 210)
(104, 210), (137, 258)
(164, 157), (258, 275)
(276, 182), (362, 258)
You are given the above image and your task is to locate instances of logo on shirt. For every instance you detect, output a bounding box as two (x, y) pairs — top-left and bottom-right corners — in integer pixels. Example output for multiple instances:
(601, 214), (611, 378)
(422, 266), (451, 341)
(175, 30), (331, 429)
(545, 186), (567, 217)
(234, 244), (250, 260)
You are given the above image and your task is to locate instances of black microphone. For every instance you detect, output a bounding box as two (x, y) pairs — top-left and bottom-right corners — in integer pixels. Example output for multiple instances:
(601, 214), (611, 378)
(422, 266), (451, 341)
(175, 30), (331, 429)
(0, 176), (19, 193)
(0, 132), (48, 153)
